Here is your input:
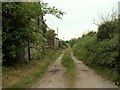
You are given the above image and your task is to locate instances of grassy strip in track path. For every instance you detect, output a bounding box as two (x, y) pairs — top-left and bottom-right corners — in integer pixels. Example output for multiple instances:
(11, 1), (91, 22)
(61, 50), (76, 88)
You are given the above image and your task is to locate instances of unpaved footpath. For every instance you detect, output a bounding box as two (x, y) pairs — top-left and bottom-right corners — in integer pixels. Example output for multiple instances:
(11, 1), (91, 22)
(71, 52), (117, 88)
(31, 50), (117, 88)
(32, 51), (67, 88)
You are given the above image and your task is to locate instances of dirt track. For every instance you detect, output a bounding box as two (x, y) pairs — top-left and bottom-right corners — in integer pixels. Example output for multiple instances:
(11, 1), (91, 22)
(32, 51), (67, 88)
(32, 51), (117, 88)
(71, 53), (117, 88)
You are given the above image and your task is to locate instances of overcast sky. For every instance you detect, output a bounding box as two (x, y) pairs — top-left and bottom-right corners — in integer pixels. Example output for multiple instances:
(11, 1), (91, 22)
(42, 0), (119, 40)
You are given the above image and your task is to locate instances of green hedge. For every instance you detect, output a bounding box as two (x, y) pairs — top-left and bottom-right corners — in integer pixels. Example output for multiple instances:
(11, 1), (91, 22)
(73, 33), (118, 82)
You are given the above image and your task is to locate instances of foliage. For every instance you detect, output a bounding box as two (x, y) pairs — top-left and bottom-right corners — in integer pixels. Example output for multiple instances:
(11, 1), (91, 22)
(2, 2), (44, 65)
(61, 52), (76, 71)
(61, 50), (76, 87)
(59, 40), (68, 49)
(2, 2), (65, 66)
(44, 29), (56, 49)
(45, 29), (56, 41)
(41, 2), (66, 19)
(73, 19), (118, 82)
(69, 38), (77, 47)
(97, 19), (118, 41)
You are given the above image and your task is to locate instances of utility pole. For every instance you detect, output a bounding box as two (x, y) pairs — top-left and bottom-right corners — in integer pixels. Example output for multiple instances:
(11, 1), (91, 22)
(57, 27), (58, 38)
(118, 1), (120, 23)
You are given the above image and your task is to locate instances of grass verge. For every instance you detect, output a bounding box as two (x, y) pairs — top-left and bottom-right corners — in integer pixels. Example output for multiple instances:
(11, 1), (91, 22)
(61, 50), (76, 88)
(3, 50), (61, 88)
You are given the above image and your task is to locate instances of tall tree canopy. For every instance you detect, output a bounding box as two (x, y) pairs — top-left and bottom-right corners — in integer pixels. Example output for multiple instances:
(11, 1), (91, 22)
(2, 2), (65, 66)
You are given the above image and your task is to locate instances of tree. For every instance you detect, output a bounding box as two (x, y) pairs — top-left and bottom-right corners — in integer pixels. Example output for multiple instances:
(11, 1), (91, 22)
(2, 2), (65, 66)
(97, 19), (118, 41)
(95, 11), (118, 41)
(69, 38), (77, 47)
(45, 29), (56, 49)
(2, 2), (45, 65)
(41, 2), (65, 19)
